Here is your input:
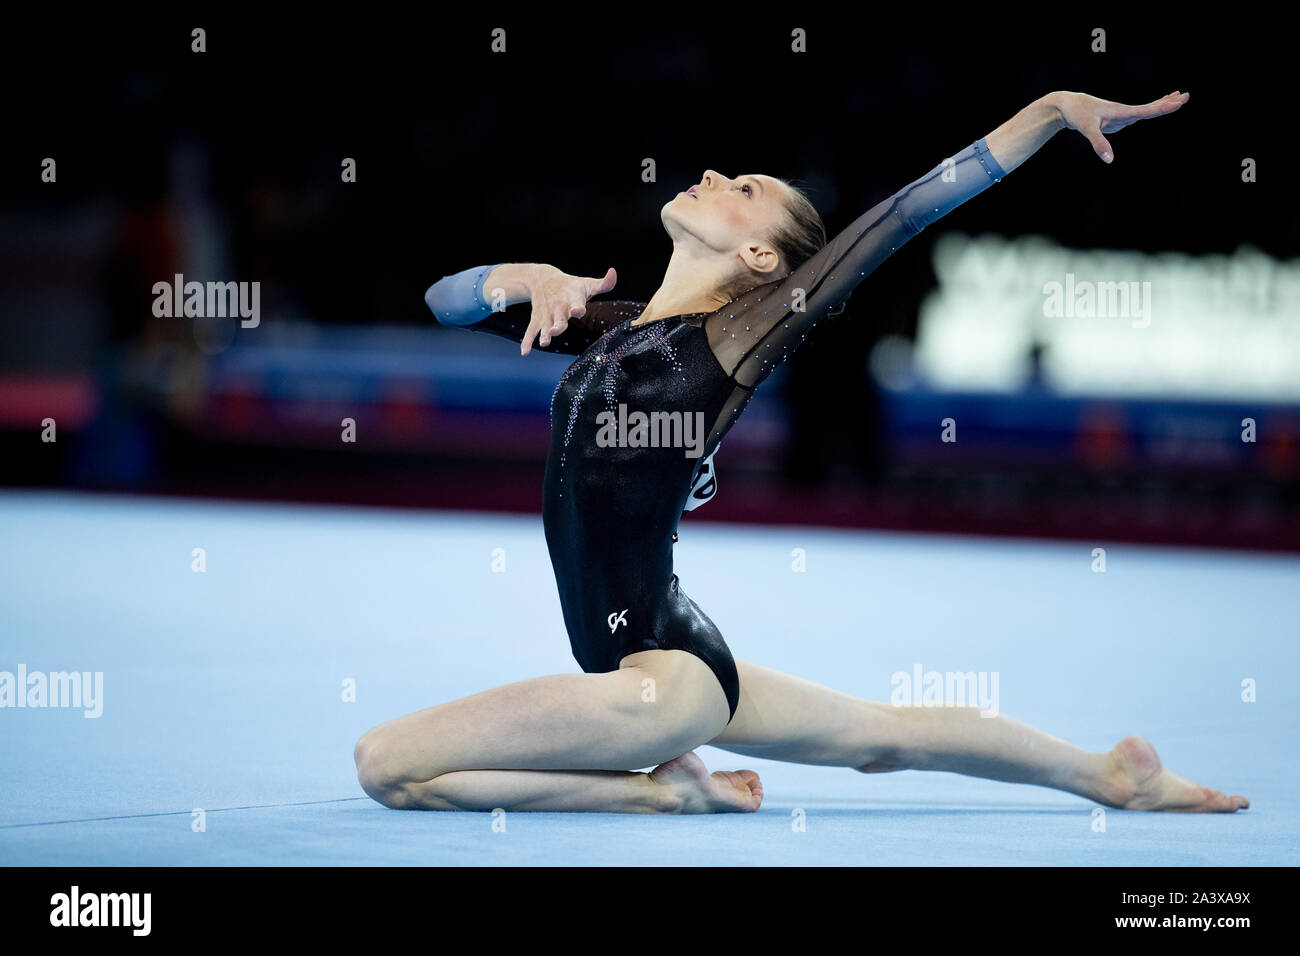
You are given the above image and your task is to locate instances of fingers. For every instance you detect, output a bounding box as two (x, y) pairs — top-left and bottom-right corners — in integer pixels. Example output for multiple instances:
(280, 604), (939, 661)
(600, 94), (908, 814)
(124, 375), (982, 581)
(1092, 91), (1187, 159)
(542, 304), (569, 346)
(535, 302), (573, 349)
(1086, 127), (1114, 164)
(1129, 90), (1188, 119)
(524, 301), (578, 355)
(521, 309), (543, 355)
(1150, 90), (1188, 112)
(522, 266), (617, 356)
(538, 307), (557, 348)
(538, 304), (554, 347)
(584, 266), (618, 298)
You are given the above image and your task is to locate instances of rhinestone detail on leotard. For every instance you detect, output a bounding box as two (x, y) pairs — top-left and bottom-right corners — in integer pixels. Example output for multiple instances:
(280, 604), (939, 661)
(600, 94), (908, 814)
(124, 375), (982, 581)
(552, 317), (685, 472)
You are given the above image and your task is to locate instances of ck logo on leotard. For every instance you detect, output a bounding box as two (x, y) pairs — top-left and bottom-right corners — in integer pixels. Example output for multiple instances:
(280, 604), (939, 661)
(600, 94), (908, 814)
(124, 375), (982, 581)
(682, 447), (718, 512)
(608, 609), (628, 633)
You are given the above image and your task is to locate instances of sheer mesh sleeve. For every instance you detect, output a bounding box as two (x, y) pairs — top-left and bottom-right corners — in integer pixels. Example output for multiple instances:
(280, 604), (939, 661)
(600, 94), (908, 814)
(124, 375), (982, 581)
(703, 137), (1007, 388)
(469, 299), (646, 356)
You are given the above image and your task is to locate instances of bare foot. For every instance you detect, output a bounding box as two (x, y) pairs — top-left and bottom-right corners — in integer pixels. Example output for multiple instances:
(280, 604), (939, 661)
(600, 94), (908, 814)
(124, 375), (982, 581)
(1104, 735), (1249, 812)
(649, 751), (763, 813)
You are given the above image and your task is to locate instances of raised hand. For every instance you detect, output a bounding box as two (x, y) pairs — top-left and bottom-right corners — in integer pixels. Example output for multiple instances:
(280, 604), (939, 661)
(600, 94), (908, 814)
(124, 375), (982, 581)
(521, 265), (619, 355)
(1056, 90), (1189, 164)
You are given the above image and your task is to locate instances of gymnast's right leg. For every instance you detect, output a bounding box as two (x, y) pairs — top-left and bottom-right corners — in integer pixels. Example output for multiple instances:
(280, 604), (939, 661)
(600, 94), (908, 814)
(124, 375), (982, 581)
(353, 649), (761, 813)
(709, 660), (1249, 812)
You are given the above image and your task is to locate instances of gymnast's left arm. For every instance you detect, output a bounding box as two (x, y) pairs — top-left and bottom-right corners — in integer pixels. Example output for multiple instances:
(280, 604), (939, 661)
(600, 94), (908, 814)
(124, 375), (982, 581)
(708, 90), (1191, 389)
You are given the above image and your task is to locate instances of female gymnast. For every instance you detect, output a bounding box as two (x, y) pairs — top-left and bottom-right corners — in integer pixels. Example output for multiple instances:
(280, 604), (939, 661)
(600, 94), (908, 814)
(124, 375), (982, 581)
(356, 89), (1250, 814)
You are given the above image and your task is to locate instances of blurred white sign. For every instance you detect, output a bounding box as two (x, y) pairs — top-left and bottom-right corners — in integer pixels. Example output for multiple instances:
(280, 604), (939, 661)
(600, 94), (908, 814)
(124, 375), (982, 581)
(877, 234), (1300, 400)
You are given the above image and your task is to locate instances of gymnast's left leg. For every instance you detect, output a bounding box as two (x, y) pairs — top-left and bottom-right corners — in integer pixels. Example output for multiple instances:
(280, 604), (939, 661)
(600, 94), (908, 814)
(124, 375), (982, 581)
(708, 660), (1249, 812)
(354, 649), (759, 813)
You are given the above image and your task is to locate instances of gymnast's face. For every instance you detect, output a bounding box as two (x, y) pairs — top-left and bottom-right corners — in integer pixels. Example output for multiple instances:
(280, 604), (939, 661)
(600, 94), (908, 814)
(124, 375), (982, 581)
(662, 170), (791, 277)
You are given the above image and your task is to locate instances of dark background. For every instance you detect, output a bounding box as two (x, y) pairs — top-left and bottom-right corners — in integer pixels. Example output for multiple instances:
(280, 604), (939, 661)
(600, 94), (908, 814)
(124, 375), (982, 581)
(2, 10), (1295, 549)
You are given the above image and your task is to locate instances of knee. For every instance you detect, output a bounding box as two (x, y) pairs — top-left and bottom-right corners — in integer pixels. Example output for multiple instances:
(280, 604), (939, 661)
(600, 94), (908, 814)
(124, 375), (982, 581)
(354, 728), (415, 810)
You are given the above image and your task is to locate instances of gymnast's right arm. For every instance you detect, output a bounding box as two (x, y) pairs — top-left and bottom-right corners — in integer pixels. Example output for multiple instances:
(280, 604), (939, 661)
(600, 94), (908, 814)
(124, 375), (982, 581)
(424, 262), (622, 356)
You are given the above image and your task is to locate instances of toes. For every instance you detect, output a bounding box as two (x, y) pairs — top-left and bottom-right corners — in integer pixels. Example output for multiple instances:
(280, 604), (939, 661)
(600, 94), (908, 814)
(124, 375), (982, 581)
(721, 770), (763, 810)
(1213, 790), (1250, 812)
(1204, 788), (1250, 812)
(1214, 789), (1240, 811)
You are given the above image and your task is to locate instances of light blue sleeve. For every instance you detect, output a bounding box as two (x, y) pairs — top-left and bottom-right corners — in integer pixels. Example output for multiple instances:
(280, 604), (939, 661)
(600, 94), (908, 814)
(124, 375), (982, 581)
(424, 264), (500, 326)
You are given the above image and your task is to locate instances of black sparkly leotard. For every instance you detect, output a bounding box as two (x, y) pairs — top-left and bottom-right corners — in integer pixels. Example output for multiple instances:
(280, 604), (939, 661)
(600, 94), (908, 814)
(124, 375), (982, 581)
(434, 138), (1007, 720)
